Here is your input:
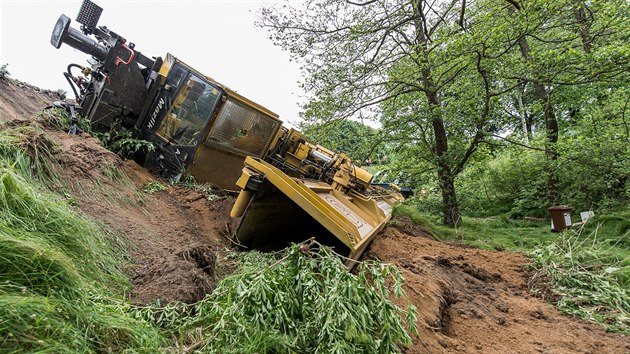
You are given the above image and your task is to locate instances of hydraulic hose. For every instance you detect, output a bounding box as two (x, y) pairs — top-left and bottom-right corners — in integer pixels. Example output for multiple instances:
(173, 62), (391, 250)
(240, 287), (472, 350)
(63, 72), (80, 101)
(63, 63), (85, 101)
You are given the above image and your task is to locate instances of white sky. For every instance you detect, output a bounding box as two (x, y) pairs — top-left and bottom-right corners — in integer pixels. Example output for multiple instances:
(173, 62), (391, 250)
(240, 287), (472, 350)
(0, 0), (304, 126)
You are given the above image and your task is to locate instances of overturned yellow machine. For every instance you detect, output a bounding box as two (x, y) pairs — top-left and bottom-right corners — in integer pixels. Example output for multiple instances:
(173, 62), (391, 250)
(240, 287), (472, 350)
(50, 0), (403, 262)
(231, 129), (403, 261)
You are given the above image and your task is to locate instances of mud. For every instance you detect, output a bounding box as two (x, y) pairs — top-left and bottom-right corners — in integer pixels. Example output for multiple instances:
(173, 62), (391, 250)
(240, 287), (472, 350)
(369, 217), (629, 353)
(46, 128), (233, 304)
(0, 77), (62, 123)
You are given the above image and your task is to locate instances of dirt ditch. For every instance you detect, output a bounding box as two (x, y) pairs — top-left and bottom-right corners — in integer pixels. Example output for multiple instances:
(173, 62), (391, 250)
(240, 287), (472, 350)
(369, 218), (629, 353)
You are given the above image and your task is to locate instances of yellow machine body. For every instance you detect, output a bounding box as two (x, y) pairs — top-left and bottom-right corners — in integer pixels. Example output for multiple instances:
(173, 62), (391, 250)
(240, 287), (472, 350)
(49, 0), (403, 261)
(230, 129), (403, 263)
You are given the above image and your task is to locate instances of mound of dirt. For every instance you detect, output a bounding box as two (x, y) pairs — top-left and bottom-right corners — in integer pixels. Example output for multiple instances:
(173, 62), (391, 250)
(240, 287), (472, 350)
(0, 77), (62, 123)
(44, 127), (233, 304)
(369, 217), (629, 353)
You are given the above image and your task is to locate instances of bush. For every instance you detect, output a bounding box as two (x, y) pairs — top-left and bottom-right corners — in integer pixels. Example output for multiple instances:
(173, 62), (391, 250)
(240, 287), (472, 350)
(456, 147), (548, 218)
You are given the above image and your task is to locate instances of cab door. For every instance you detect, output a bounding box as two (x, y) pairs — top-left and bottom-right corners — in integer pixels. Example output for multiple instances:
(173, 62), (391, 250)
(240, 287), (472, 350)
(142, 64), (223, 178)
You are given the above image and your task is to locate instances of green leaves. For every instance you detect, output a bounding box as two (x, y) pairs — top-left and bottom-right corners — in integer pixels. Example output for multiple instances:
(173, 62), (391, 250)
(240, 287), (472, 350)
(147, 243), (418, 353)
(302, 119), (385, 162)
(93, 129), (155, 160)
(141, 180), (167, 194)
(529, 224), (630, 333)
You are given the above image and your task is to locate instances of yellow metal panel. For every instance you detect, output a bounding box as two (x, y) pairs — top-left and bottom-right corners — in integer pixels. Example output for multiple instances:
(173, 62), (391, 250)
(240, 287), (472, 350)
(329, 190), (378, 227)
(238, 156), (396, 261)
(158, 53), (175, 77)
(243, 156), (360, 248)
(235, 169), (252, 189)
(316, 192), (373, 238)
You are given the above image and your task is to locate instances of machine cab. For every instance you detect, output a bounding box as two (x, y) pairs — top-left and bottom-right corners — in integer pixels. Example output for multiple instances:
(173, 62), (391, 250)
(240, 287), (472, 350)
(141, 54), (282, 189)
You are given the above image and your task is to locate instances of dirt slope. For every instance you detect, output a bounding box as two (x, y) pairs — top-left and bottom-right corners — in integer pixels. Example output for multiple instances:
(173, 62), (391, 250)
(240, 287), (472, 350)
(1, 80), (628, 352)
(46, 129), (233, 304)
(369, 220), (629, 353)
(0, 77), (62, 123)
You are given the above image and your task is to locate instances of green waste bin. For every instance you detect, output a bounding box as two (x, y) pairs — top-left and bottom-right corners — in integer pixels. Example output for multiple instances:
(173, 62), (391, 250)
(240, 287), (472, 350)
(548, 205), (573, 232)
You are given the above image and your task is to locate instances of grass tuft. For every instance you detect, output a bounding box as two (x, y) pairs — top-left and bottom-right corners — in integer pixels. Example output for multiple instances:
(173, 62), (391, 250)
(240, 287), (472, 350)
(0, 126), (166, 352)
(0, 125), (59, 186)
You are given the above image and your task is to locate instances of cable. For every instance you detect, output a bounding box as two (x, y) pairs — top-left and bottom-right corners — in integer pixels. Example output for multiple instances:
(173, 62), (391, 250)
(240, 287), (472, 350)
(63, 72), (80, 101)
(63, 63), (84, 101)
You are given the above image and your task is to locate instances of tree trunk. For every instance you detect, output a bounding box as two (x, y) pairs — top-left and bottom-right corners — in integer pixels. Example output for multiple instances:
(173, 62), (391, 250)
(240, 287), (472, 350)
(427, 88), (462, 227)
(436, 154), (461, 227)
(573, 3), (593, 53)
(517, 35), (560, 206)
(412, 0), (463, 226)
(516, 85), (530, 144)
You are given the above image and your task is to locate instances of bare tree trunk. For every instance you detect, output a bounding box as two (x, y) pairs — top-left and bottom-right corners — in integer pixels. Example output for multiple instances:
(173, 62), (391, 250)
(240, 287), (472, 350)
(517, 35), (560, 206)
(414, 0), (462, 226)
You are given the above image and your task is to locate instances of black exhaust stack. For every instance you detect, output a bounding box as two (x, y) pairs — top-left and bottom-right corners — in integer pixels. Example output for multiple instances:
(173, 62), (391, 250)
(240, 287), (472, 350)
(50, 0), (160, 133)
(51, 15), (108, 61)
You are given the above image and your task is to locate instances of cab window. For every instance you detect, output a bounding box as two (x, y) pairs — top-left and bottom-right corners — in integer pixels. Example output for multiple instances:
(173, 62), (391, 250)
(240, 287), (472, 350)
(157, 74), (221, 146)
(205, 97), (280, 157)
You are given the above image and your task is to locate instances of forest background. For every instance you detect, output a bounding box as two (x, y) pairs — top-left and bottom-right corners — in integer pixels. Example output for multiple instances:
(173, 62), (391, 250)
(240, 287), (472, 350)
(259, 0), (630, 226)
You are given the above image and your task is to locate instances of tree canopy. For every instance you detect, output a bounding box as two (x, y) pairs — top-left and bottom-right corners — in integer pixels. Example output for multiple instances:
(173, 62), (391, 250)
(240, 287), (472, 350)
(259, 0), (630, 225)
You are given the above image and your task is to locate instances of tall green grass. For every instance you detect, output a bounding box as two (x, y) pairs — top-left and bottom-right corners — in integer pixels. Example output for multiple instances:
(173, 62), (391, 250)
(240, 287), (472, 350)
(395, 202), (556, 250)
(0, 125), (58, 186)
(0, 126), (165, 352)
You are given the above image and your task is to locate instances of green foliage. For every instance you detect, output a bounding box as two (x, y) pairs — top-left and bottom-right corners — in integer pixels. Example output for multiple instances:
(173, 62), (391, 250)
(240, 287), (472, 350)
(93, 129), (155, 160)
(174, 174), (223, 201)
(302, 119), (388, 163)
(260, 0), (630, 225)
(0, 125), (59, 187)
(0, 136), (165, 352)
(395, 202), (552, 249)
(142, 180), (167, 194)
(39, 107), (91, 134)
(455, 114), (629, 218)
(136, 243), (417, 353)
(393, 203), (441, 239)
(456, 145), (548, 218)
(529, 222), (630, 333)
(40, 107), (155, 160)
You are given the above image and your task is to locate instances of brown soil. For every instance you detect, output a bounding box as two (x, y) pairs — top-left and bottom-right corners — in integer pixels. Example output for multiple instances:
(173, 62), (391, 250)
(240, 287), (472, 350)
(1, 78), (628, 352)
(0, 77), (62, 123)
(47, 130), (234, 304)
(368, 217), (629, 353)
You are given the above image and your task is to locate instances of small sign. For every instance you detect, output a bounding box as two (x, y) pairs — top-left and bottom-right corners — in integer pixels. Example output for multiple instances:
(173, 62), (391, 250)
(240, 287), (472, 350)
(580, 211), (595, 223)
